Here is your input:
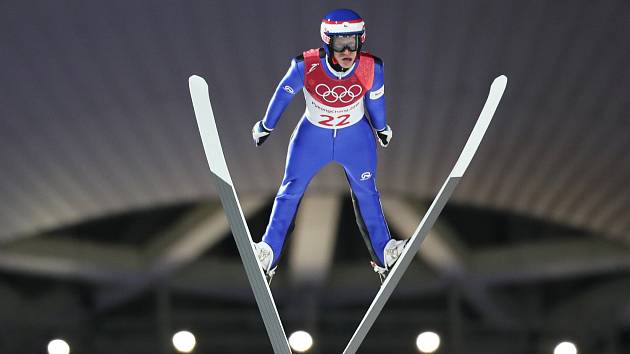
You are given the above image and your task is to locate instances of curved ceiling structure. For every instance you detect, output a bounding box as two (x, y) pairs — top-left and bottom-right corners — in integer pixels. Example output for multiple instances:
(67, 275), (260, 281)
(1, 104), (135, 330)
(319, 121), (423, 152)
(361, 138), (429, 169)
(1, 0), (628, 243)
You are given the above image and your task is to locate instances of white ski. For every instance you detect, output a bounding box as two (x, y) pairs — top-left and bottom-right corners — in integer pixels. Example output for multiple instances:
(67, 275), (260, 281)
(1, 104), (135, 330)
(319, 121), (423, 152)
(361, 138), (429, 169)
(343, 75), (508, 354)
(189, 75), (292, 354)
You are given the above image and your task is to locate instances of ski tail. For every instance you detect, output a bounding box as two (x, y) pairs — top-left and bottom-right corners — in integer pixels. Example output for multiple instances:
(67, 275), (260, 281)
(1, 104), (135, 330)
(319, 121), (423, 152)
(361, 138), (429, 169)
(189, 75), (293, 354)
(342, 75), (508, 354)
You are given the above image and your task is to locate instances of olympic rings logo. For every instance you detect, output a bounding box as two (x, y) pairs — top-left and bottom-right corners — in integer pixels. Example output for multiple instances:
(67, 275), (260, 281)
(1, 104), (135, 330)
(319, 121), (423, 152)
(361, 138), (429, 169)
(315, 84), (363, 103)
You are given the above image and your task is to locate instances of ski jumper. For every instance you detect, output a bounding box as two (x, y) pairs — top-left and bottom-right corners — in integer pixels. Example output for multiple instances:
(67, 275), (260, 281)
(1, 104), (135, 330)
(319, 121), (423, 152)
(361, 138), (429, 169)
(261, 48), (391, 268)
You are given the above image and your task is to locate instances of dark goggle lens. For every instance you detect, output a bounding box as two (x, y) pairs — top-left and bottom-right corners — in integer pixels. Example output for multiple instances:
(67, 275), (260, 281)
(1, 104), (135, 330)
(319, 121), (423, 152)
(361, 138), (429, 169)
(331, 36), (359, 52)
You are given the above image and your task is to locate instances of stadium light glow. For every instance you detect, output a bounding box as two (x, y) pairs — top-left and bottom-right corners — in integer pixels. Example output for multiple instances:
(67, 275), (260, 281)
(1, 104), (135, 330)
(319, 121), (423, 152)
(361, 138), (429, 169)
(289, 330), (313, 352)
(416, 331), (441, 353)
(172, 330), (196, 353)
(47, 339), (70, 354)
(554, 341), (577, 354)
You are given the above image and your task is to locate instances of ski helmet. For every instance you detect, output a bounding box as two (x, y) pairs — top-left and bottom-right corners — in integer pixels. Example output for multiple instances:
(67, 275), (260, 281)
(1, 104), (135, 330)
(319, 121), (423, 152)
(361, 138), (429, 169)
(320, 9), (366, 55)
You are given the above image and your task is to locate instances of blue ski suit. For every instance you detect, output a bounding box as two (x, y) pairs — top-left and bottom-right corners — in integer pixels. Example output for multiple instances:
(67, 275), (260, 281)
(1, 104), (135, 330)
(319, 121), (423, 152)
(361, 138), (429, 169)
(261, 48), (391, 268)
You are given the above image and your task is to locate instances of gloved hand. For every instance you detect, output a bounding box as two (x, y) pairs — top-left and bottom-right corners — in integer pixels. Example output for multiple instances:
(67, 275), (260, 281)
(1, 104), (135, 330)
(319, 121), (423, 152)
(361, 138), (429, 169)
(252, 120), (272, 146)
(376, 125), (392, 147)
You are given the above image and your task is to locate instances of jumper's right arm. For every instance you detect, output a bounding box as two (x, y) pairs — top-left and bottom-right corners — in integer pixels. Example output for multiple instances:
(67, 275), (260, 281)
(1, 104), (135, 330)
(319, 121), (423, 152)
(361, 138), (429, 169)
(253, 58), (304, 146)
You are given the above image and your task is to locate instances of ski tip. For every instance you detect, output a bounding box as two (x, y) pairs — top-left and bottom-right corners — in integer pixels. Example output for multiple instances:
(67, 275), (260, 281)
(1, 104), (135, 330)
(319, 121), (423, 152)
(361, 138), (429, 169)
(493, 75), (508, 87)
(490, 75), (508, 96)
(189, 75), (208, 88)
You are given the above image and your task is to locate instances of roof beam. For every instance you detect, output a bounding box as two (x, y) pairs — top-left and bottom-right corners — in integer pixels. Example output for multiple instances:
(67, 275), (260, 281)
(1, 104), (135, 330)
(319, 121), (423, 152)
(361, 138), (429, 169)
(0, 237), (143, 283)
(94, 197), (267, 311)
(288, 195), (340, 285)
(284, 194), (341, 323)
(471, 238), (630, 283)
(382, 197), (516, 325)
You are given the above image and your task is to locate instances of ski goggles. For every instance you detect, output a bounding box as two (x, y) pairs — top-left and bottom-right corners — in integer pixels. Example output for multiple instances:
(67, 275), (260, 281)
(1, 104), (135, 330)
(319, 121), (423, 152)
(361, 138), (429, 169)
(330, 35), (360, 52)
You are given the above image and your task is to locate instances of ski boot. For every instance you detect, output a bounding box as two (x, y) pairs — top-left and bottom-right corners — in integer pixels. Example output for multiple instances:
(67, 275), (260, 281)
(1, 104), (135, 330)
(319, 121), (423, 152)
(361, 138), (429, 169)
(371, 239), (408, 284)
(253, 241), (278, 284)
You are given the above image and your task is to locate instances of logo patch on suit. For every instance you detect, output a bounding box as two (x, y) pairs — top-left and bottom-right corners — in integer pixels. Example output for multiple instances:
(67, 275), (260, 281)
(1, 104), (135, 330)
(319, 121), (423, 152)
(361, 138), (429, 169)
(369, 85), (385, 100)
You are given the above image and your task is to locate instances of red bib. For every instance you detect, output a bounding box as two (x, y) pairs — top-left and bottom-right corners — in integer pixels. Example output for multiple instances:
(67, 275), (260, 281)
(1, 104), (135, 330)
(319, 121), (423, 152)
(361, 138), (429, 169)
(303, 48), (375, 107)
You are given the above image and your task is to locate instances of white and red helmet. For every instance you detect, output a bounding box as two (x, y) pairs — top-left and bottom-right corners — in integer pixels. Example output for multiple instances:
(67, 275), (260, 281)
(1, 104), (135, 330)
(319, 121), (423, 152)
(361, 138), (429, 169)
(320, 9), (366, 52)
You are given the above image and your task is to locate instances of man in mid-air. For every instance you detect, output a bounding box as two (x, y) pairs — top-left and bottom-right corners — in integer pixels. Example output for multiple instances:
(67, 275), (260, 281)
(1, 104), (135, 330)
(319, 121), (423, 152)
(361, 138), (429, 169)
(251, 9), (405, 282)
